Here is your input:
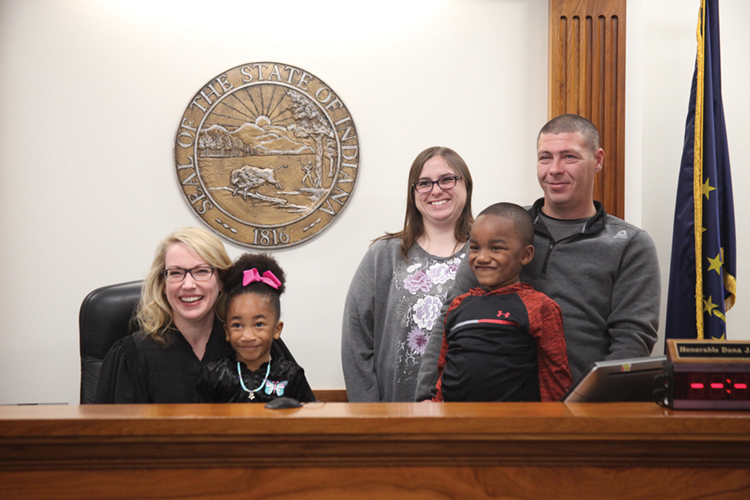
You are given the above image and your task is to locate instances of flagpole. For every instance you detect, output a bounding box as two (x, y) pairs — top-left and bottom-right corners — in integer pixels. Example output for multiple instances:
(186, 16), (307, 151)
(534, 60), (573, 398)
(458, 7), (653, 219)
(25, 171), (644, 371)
(693, 0), (706, 339)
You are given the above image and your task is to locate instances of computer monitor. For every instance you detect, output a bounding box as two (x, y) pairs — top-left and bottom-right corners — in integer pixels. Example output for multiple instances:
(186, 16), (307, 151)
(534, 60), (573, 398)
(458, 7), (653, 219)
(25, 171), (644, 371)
(562, 356), (667, 403)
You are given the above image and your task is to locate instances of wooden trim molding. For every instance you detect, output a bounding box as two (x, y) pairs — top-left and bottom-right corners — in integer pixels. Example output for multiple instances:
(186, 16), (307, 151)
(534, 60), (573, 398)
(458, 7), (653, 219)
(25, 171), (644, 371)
(549, 0), (627, 218)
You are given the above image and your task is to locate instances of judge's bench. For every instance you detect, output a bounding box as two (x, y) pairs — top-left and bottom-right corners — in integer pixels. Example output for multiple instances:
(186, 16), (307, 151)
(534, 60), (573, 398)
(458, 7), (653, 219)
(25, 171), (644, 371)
(1, 401), (749, 499)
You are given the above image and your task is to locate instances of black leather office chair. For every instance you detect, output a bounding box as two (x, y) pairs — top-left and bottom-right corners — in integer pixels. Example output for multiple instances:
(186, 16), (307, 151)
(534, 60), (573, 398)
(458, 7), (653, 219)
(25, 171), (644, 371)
(79, 280), (143, 404)
(79, 280), (299, 404)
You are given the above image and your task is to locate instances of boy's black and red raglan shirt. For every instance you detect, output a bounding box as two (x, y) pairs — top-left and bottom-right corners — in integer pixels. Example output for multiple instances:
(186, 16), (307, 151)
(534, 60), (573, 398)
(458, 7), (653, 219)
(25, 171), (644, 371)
(433, 282), (572, 402)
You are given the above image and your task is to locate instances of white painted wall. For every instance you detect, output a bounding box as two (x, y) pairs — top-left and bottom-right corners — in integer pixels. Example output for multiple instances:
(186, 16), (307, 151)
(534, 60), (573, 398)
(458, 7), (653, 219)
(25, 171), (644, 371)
(0, 0), (746, 405)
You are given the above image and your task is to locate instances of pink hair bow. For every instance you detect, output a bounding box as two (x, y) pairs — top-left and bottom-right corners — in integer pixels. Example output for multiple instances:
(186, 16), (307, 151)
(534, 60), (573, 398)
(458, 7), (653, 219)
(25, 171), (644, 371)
(242, 268), (282, 289)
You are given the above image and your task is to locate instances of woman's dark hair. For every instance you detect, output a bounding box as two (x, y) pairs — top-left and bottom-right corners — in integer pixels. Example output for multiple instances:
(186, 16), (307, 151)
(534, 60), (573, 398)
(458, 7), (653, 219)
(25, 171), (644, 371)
(379, 146), (473, 260)
(218, 253), (286, 322)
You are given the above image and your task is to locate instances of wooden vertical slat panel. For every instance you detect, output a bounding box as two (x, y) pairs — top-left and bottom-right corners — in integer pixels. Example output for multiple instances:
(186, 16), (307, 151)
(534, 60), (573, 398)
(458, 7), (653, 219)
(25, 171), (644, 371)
(569, 16), (580, 111)
(549, 0), (626, 218)
(585, 16), (594, 117)
(601, 15), (612, 206)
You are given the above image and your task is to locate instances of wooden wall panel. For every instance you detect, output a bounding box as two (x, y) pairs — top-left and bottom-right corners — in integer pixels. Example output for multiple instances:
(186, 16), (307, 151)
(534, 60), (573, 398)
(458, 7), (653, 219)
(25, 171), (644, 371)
(549, 0), (626, 218)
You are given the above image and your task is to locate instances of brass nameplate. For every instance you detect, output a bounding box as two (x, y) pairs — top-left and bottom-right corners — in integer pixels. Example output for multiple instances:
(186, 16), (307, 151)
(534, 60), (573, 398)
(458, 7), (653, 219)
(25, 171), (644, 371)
(667, 339), (750, 362)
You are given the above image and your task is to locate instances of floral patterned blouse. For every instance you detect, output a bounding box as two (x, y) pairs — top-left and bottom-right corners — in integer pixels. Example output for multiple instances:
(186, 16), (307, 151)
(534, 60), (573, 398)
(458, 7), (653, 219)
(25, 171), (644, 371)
(342, 237), (466, 402)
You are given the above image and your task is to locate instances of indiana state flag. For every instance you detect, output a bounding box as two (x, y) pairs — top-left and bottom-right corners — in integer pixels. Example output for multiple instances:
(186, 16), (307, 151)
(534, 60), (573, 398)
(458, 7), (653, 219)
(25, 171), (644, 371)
(666, 0), (736, 341)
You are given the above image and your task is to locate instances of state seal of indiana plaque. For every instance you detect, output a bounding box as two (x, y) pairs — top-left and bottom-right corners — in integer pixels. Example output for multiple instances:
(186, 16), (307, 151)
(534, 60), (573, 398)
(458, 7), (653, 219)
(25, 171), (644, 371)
(174, 62), (360, 249)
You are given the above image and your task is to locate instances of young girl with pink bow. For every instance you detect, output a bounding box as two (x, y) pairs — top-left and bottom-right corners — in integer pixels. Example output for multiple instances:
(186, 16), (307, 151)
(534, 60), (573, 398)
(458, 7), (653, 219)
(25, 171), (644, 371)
(194, 253), (315, 403)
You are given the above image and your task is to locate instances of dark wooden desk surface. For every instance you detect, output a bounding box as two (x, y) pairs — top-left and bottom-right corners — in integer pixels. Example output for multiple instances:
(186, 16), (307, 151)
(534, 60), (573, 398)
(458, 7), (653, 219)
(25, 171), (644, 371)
(1, 402), (749, 499)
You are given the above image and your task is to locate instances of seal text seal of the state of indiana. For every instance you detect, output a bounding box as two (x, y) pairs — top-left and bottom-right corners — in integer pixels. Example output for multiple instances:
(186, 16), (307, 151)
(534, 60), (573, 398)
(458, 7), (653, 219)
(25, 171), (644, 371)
(174, 62), (360, 249)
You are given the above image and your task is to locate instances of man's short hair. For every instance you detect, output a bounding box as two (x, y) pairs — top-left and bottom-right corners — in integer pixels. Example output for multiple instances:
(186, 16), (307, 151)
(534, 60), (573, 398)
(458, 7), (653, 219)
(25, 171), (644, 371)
(477, 202), (534, 247)
(538, 114), (599, 153)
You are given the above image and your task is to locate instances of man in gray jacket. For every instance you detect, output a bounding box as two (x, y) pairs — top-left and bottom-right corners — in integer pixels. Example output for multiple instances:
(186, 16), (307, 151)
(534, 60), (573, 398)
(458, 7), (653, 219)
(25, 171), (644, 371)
(415, 114), (660, 401)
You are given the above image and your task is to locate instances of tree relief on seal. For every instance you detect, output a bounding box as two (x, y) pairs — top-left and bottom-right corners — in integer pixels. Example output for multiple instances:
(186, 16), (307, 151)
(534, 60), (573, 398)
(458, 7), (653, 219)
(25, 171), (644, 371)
(173, 62), (359, 249)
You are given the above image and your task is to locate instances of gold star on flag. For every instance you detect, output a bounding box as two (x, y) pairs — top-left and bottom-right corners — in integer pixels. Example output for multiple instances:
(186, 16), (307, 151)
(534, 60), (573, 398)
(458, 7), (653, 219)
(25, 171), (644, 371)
(702, 177), (716, 199)
(704, 296), (718, 315)
(707, 252), (723, 275)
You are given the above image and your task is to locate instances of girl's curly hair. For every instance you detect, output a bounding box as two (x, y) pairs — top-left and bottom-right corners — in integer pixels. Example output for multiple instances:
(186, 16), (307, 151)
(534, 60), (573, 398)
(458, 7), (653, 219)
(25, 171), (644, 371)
(217, 253), (286, 323)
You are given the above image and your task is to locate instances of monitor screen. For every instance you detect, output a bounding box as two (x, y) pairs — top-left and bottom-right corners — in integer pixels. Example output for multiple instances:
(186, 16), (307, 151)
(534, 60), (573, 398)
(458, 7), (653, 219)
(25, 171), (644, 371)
(562, 356), (667, 403)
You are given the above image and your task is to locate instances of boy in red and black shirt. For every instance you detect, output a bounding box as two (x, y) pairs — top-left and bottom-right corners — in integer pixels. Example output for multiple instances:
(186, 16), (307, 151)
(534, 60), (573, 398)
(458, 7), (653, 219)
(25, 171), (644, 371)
(433, 203), (572, 402)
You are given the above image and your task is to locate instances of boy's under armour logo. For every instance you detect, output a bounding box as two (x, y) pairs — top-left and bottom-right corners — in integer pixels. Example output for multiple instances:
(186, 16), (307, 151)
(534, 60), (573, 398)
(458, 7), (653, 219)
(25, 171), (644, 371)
(613, 230), (628, 239)
(497, 310), (511, 318)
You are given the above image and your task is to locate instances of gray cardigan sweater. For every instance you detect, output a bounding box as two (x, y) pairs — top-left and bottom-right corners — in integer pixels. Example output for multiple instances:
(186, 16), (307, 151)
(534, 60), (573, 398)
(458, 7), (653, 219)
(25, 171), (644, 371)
(342, 237), (466, 402)
(415, 199), (661, 401)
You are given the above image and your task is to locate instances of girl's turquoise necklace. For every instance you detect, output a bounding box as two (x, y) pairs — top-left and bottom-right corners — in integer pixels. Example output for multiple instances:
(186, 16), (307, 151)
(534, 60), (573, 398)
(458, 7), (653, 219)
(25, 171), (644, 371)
(237, 355), (271, 401)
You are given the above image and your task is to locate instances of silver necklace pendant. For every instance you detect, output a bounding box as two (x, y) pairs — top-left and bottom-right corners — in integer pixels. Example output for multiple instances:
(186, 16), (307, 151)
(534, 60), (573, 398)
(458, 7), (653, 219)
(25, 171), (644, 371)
(248, 392), (255, 401)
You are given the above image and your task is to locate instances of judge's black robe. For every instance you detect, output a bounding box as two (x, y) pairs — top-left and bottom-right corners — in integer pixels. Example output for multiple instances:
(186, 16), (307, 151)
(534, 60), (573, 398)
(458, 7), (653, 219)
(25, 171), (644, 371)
(95, 320), (302, 404)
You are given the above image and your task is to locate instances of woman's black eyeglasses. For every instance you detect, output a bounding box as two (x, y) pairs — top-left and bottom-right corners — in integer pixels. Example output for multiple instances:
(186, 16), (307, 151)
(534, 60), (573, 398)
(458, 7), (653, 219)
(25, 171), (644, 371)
(412, 175), (462, 194)
(162, 266), (215, 283)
